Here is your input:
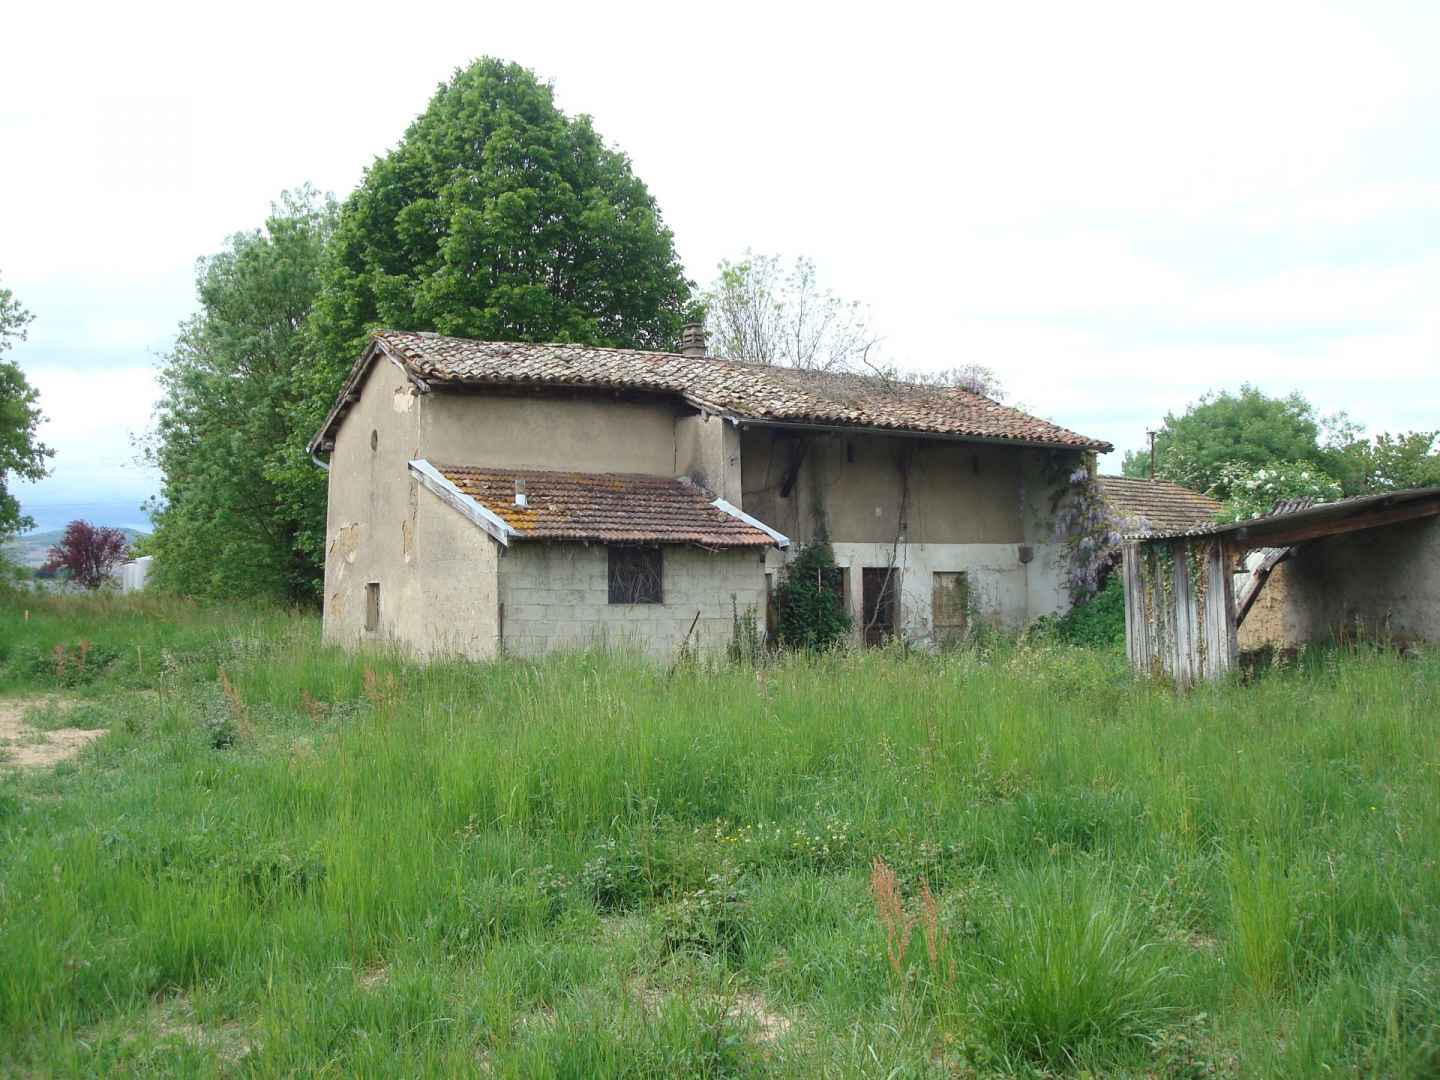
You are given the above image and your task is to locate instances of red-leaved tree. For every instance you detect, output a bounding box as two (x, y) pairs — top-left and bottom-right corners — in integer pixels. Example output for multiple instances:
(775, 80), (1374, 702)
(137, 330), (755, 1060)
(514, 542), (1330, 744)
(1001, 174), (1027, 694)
(43, 520), (131, 589)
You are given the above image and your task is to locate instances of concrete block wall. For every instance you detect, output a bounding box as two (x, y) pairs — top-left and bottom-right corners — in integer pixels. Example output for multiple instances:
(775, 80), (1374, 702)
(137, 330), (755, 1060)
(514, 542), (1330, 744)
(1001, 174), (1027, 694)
(498, 543), (767, 658)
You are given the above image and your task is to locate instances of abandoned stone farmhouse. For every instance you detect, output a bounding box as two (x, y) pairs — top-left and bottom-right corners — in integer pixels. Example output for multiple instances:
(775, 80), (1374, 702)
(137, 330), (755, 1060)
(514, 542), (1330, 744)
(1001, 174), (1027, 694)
(308, 327), (1112, 659)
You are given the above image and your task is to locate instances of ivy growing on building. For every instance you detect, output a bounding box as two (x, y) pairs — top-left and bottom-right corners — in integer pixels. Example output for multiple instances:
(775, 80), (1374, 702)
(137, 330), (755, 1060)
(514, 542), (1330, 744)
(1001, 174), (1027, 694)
(774, 541), (852, 651)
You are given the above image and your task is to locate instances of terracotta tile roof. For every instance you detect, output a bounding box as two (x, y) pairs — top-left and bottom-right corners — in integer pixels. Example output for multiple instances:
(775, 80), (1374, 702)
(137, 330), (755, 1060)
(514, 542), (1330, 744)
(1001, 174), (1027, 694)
(310, 331), (1112, 452)
(433, 465), (782, 547)
(1097, 475), (1221, 535)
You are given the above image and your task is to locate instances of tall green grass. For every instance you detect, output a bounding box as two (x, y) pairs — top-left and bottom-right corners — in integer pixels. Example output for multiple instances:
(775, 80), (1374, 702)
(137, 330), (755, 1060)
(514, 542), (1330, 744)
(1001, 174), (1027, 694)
(1, 593), (1438, 1075)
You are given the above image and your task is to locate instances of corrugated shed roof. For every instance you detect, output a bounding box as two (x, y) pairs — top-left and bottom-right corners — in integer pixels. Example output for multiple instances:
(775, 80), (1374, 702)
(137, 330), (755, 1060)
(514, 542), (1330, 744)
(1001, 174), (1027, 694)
(1126, 487), (1440, 543)
(433, 465), (781, 547)
(311, 331), (1112, 453)
(1097, 475), (1221, 535)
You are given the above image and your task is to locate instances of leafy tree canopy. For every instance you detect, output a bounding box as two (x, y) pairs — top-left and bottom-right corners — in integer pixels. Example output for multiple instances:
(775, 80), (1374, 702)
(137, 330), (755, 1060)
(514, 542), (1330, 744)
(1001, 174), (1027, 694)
(1121, 385), (1324, 497)
(145, 188), (337, 602)
(307, 56), (694, 387)
(43, 520), (131, 589)
(0, 275), (53, 540)
(1322, 430), (1440, 494)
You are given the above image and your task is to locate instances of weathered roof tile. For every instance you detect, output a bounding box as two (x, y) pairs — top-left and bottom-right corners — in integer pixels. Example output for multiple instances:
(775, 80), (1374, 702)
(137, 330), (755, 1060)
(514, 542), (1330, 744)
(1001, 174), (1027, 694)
(312, 331), (1113, 453)
(1097, 475), (1221, 535)
(435, 465), (780, 547)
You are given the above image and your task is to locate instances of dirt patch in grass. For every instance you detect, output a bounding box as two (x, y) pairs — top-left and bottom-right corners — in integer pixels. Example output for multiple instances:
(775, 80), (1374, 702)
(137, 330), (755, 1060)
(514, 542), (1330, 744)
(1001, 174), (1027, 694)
(631, 982), (794, 1045)
(728, 991), (793, 1044)
(357, 962), (389, 990)
(0, 697), (105, 769)
(118, 995), (256, 1065)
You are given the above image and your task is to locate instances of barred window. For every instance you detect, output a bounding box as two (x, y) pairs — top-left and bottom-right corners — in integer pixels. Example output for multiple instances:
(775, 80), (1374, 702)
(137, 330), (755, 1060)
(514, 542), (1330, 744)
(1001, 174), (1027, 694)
(608, 546), (663, 604)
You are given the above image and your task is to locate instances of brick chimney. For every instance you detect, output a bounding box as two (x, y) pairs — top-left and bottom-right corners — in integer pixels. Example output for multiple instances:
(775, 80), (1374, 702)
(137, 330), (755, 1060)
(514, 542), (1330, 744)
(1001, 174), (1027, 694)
(679, 322), (707, 358)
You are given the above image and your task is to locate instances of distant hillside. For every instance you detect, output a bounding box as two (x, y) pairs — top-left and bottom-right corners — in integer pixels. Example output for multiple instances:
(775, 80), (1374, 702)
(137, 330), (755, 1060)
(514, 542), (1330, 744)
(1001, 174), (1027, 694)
(3, 527), (150, 570)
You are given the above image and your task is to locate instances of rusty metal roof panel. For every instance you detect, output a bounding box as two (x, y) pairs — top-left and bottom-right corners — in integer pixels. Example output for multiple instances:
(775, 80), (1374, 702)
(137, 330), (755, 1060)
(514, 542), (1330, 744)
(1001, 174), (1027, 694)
(432, 465), (782, 547)
(311, 331), (1113, 453)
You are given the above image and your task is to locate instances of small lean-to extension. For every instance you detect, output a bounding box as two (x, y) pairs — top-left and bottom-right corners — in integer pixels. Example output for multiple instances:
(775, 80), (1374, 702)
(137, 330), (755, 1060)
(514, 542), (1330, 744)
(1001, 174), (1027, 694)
(406, 459), (515, 547)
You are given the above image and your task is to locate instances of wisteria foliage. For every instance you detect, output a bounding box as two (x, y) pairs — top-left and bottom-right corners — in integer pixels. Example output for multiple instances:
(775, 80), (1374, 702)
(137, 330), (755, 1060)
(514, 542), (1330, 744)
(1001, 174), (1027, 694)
(1052, 465), (1126, 602)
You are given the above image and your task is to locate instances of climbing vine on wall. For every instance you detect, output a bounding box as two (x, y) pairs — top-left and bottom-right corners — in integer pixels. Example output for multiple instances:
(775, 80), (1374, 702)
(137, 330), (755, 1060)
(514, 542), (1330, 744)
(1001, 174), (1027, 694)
(1188, 541), (1210, 673)
(1136, 541), (1177, 676)
(1046, 453), (1127, 602)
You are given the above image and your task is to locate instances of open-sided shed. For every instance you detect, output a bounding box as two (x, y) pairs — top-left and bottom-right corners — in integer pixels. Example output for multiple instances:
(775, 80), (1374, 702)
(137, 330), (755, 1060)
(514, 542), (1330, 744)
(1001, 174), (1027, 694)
(1121, 487), (1440, 684)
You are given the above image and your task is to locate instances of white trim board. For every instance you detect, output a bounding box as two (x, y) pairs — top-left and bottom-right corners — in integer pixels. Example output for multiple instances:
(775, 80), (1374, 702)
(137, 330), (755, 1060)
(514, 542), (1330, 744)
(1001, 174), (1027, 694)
(408, 459), (515, 547)
(710, 497), (790, 548)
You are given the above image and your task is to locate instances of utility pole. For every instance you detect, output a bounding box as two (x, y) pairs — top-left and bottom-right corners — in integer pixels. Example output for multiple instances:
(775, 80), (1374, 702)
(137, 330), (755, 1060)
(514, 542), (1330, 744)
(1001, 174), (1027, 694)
(1146, 429), (1158, 480)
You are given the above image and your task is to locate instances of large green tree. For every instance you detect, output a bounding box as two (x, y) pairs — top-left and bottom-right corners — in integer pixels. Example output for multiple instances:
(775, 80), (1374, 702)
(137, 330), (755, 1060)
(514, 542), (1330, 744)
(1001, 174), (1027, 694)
(0, 275), (53, 540)
(146, 188), (337, 602)
(1122, 385), (1326, 497)
(306, 57), (694, 382)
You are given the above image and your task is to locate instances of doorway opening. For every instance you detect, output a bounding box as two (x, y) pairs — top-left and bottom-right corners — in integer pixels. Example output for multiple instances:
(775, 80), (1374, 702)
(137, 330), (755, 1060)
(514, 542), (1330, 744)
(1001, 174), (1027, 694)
(862, 567), (898, 646)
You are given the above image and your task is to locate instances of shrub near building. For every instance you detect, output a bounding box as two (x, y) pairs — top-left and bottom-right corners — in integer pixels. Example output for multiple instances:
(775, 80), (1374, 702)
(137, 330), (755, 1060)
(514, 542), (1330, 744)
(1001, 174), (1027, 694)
(773, 542), (851, 651)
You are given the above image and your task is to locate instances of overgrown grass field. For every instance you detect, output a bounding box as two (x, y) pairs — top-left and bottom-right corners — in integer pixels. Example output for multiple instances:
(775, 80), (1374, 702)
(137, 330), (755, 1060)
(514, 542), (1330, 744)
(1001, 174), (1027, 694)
(2, 593), (1438, 1076)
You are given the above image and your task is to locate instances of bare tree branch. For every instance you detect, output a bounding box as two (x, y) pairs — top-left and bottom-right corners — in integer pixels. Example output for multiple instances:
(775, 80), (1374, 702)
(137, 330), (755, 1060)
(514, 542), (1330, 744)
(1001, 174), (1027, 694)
(702, 252), (880, 373)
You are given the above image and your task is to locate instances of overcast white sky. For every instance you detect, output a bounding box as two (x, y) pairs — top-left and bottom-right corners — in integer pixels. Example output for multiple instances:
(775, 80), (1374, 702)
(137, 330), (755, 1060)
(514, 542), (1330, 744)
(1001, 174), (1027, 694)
(4, 0), (1438, 525)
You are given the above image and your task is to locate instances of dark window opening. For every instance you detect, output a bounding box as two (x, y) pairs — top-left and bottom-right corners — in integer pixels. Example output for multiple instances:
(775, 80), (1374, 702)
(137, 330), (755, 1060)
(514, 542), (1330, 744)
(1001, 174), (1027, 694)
(608, 546), (663, 604)
(365, 582), (380, 632)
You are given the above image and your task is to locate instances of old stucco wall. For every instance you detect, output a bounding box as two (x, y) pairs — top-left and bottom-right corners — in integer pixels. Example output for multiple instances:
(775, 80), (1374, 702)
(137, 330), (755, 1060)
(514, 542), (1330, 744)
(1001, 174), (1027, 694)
(420, 391), (681, 475)
(674, 413), (742, 504)
(324, 359), (502, 658)
(1020, 450), (1073, 620)
(1236, 561), (1309, 651)
(1239, 517), (1440, 648)
(740, 429), (1027, 544)
(409, 476), (500, 658)
(746, 429), (1074, 635)
(497, 543), (766, 658)
(323, 357), (425, 649)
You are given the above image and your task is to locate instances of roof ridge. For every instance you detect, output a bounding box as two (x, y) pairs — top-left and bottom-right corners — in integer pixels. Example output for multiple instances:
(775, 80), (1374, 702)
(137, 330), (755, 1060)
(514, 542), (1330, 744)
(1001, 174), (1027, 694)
(312, 330), (1114, 453)
(381, 328), (686, 361)
(382, 328), (1009, 402)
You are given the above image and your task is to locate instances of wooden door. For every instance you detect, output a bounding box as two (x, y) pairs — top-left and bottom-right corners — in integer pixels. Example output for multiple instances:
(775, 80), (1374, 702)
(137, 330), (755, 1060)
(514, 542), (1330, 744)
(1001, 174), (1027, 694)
(862, 568), (898, 647)
(932, 571), (969, 645)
